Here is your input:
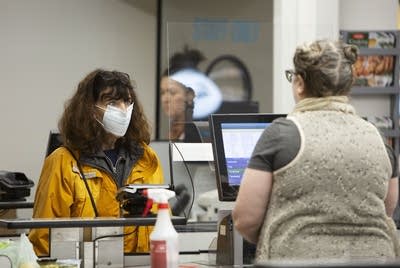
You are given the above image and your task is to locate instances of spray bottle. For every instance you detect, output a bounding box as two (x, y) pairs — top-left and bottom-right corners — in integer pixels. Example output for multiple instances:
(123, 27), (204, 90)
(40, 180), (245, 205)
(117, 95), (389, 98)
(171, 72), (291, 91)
(144, 188), (179, 268)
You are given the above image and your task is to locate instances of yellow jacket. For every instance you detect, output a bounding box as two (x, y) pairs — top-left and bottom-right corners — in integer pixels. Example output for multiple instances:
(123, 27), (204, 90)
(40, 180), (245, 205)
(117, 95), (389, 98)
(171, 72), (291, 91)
(28, 144), (164, 257)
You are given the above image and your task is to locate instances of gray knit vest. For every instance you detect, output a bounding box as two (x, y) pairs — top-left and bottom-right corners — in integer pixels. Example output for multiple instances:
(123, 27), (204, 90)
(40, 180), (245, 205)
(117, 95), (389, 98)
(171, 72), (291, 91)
(256, 98), (400, 262)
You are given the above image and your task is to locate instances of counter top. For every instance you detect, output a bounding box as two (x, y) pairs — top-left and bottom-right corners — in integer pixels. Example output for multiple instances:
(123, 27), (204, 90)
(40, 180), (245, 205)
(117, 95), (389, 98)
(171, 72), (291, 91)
(0, 216), (186, 229)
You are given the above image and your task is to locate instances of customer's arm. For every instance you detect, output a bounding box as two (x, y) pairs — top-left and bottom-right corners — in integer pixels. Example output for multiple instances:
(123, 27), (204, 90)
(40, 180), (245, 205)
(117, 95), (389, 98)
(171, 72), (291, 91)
(232, 168), (273, 244)
(385, 177), (399, 217)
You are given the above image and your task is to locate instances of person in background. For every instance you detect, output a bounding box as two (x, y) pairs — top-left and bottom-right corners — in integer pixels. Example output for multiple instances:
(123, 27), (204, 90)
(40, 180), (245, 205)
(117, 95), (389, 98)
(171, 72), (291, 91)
(233, 39), (400, 262)
(160, 72), (195, 141)
(160, 46), (222, 140)
(29, 69), (164, 256)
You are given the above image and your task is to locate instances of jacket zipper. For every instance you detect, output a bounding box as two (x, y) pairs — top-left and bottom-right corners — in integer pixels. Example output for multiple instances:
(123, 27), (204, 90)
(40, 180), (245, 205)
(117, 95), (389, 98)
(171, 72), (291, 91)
(104, 156), (122, 174)
(79, 158), (121, 188)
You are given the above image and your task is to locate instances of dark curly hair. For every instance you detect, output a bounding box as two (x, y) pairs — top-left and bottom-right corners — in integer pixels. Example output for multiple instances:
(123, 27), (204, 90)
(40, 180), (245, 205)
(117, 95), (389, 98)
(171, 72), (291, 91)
(162, 45), (205, 76)
(58, 69), (151, 154)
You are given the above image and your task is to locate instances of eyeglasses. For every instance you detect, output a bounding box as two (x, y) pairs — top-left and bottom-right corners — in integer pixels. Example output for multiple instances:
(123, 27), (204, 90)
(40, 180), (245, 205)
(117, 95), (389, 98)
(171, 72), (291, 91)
(285, 69), (296, 83)
(93, 70), (133, 101)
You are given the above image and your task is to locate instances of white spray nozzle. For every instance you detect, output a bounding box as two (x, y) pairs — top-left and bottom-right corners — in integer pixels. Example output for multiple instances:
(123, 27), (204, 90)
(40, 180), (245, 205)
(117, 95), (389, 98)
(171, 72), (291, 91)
(144, 189), (176, 204)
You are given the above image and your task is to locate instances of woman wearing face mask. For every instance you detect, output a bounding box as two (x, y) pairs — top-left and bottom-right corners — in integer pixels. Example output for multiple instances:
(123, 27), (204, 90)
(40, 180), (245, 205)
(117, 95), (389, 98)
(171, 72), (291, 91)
(160, 75), (195, 141)
(29, 69), (164, 256)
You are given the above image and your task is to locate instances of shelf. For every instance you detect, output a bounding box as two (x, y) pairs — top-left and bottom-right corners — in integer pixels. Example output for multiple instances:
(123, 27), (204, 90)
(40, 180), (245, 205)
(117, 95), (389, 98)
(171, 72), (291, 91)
(342, 29), (400, 227)
(379, 129), (400, 137)
(350, 86), (398, 95)
(341, 29), (400, 158)
(358, 48), (398, 55)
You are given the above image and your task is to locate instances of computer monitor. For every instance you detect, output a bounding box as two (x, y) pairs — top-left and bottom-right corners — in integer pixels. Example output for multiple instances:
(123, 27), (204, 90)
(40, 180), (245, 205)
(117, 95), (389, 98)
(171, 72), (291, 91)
(195, 101), (259, 121)
(209, 113), (286, 201)
(184, 121), (211, 143)
(46, 130), (63, 157)
(214, 101), (259, 114)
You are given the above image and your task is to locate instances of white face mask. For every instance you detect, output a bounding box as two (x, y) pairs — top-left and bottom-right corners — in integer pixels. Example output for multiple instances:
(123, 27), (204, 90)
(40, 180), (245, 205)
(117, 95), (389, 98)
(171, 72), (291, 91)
(96, 104), (133, 137)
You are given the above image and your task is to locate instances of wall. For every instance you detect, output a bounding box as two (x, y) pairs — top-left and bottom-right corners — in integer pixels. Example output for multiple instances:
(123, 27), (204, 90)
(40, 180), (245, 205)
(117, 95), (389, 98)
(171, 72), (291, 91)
(340, 0), (397, 30)
(0, 0), (157, 200)
(273, 0), (340, 114)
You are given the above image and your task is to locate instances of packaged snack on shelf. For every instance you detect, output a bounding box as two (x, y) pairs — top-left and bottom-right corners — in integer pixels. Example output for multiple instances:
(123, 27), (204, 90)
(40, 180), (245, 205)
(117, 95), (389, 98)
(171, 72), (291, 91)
(353, 55), (394, 86)
(346, 31), (396, 48)
(347, 32), (369, 47)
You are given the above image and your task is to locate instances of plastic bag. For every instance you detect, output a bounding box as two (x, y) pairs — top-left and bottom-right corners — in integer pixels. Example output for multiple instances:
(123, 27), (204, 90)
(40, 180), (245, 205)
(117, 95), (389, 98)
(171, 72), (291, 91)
(18, 233), (39, 268)
(0, 233), (39, 268)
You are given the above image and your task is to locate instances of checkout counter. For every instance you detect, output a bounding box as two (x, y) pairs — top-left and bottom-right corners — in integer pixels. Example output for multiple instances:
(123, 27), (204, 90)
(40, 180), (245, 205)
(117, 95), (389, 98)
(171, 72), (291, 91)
(0, 215), (219, 268)
(0, 201), (250, 267)
(0, 217), (188, 267)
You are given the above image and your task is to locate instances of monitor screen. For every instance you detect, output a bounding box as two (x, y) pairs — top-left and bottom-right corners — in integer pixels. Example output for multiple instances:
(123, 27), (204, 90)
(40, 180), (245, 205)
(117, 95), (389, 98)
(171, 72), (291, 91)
(209, 113), (286, 201)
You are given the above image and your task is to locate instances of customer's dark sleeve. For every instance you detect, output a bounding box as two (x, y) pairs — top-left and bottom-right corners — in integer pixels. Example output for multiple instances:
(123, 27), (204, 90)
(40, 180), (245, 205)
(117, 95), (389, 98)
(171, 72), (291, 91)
(248, 118), (300, 172)
(385, 142), (398, 178)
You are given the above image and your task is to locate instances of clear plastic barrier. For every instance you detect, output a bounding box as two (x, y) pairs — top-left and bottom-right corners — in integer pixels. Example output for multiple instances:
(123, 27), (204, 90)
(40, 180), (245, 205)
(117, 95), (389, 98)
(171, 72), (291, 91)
(157, 19), (349, 224)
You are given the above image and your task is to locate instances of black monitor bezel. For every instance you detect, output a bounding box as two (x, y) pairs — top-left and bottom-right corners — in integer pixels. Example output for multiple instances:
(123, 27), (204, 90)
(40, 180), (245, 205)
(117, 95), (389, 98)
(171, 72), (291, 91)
(46, 130), (63, 157)
(209, 113), (286, 201)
